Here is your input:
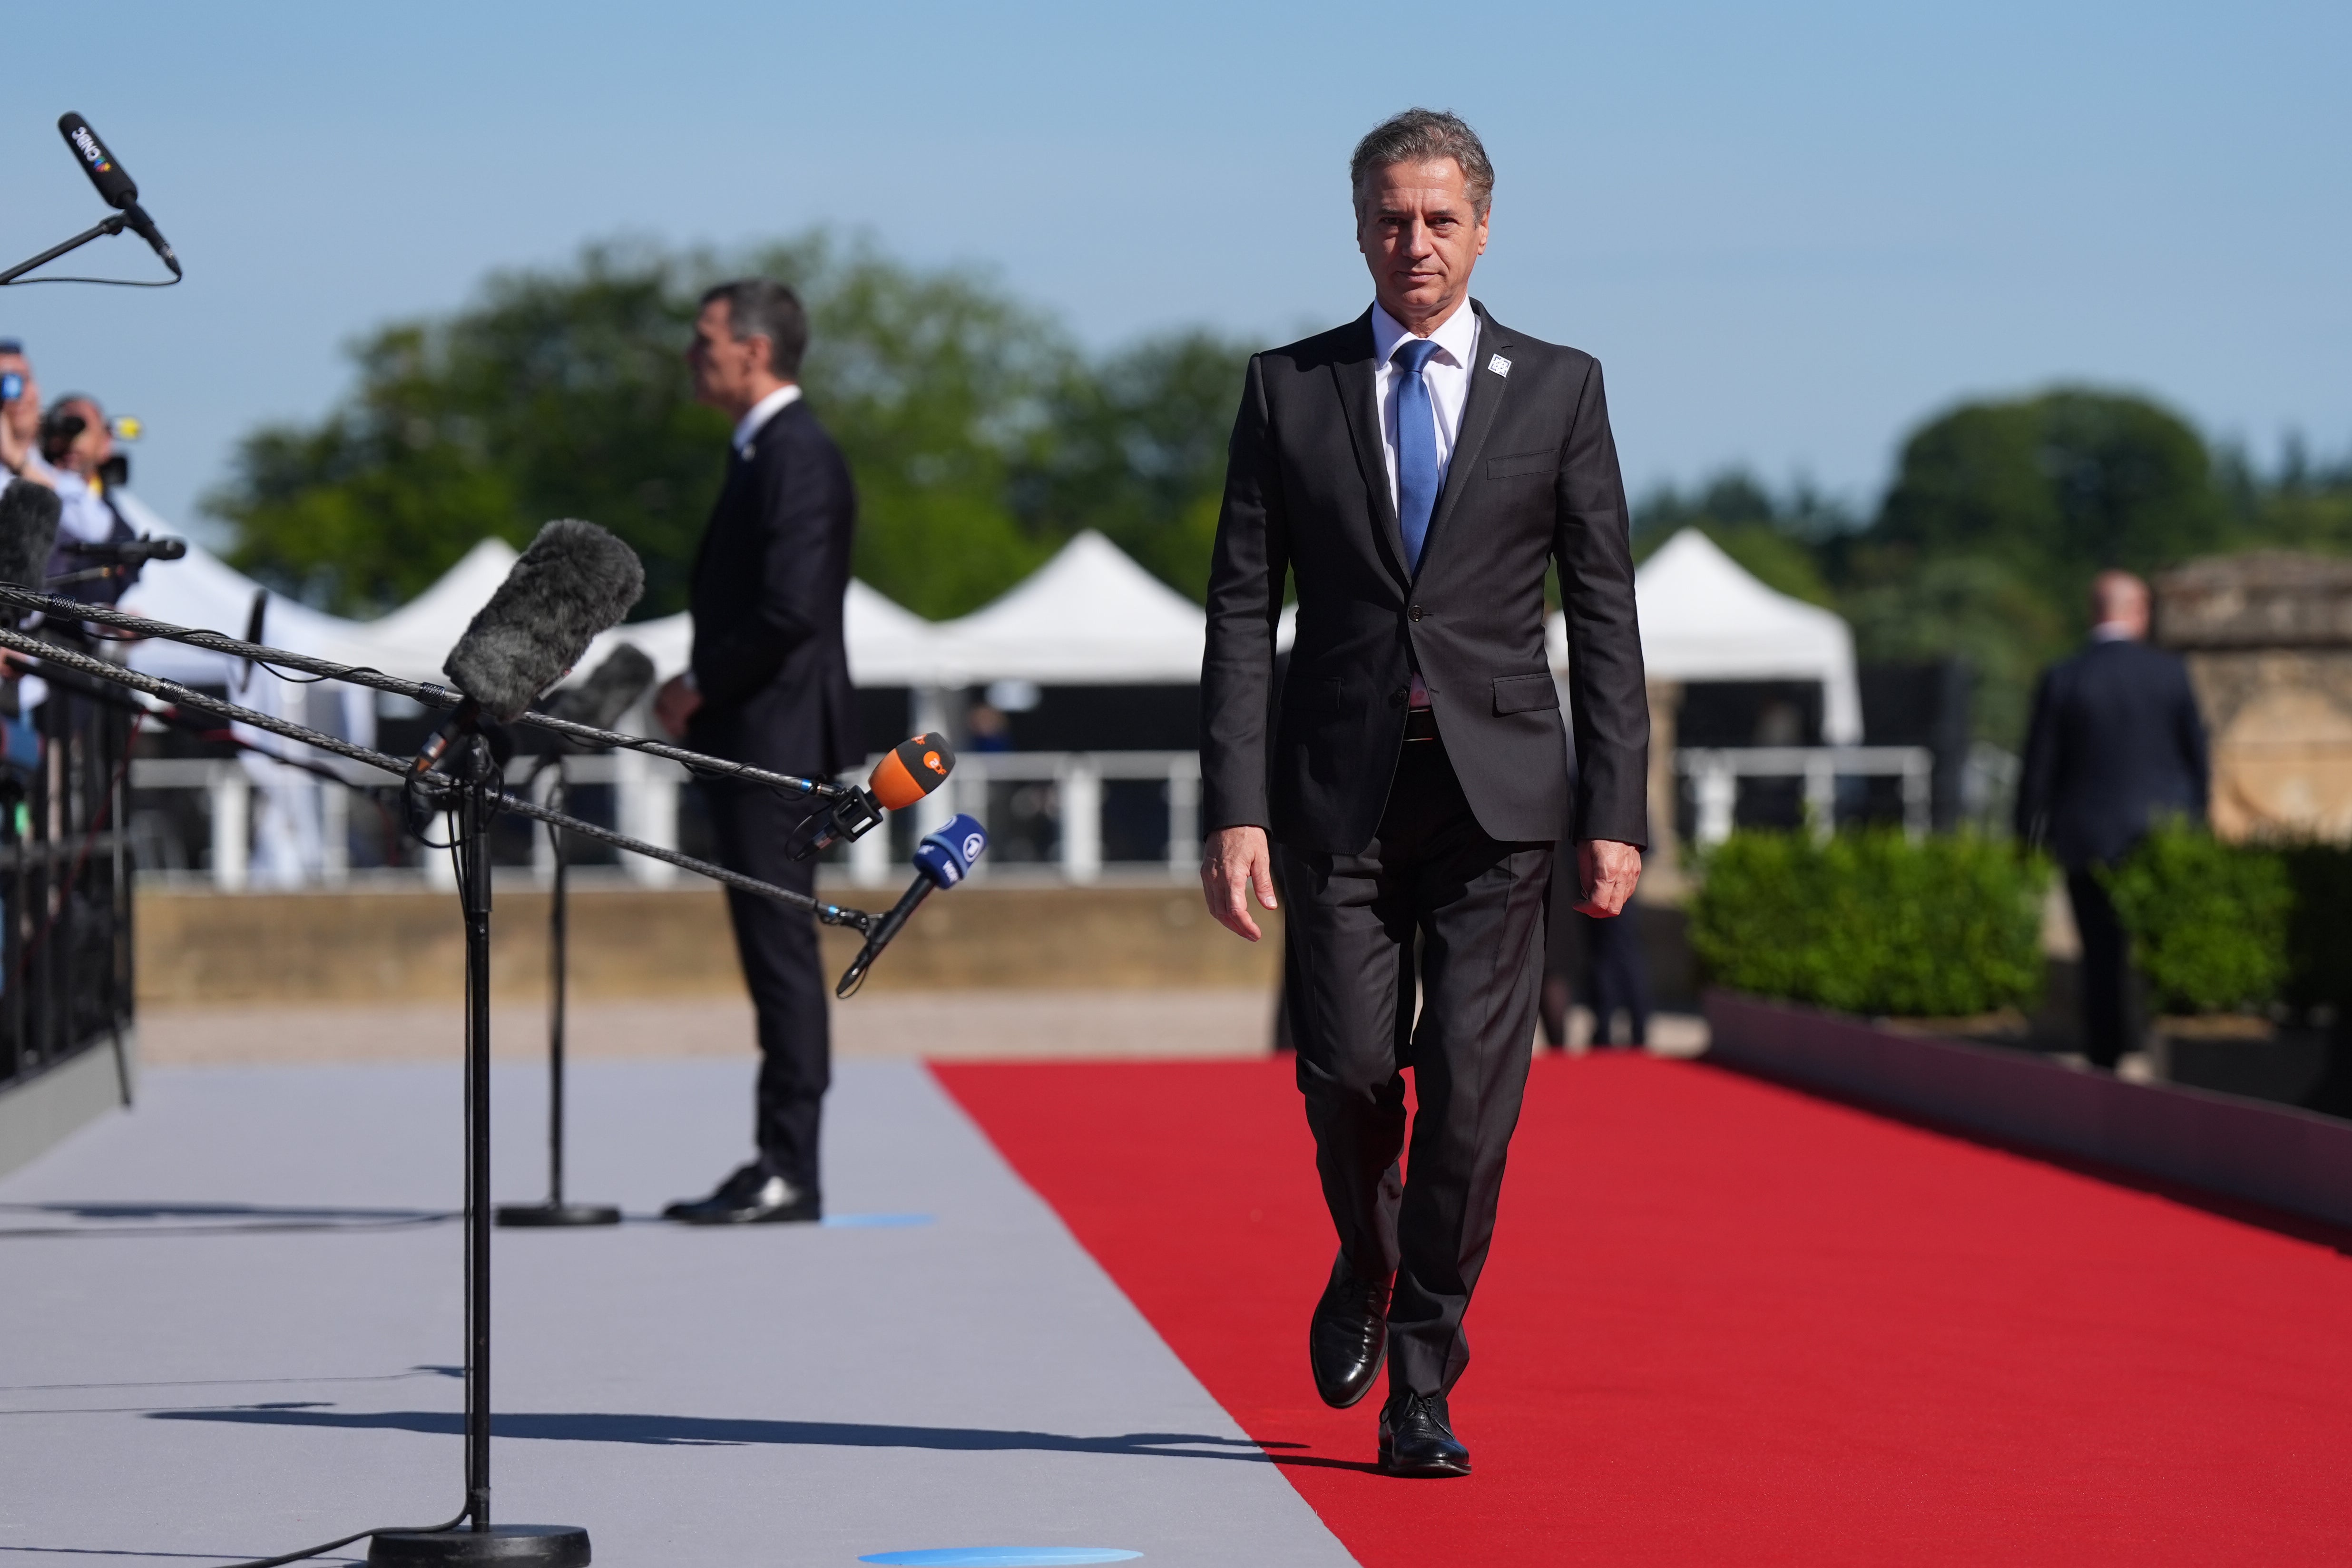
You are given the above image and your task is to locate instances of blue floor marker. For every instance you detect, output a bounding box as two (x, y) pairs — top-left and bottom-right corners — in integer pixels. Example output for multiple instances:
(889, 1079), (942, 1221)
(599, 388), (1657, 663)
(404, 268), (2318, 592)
(858, 1551), (1141, 1566)
(823, 1212), (935, 1228)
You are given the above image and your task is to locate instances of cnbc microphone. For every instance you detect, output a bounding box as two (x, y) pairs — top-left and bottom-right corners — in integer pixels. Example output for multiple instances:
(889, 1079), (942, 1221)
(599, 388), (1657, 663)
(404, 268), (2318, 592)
(789, 731), (956, 859)
(835, 813), (989, 998)
(412, 519), (646, 776)
(57, 113), (180, 279)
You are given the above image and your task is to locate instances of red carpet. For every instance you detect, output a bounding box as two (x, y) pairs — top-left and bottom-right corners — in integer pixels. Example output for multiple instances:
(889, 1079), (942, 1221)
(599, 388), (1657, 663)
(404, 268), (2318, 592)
(934, 1054), (2352, 1565)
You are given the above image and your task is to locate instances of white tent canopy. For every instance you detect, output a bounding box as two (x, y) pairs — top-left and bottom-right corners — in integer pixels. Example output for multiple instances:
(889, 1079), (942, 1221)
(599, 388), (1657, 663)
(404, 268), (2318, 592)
(574, 578), (941, 690)
(113, 515), (941, 698)
(929, 529), (1205, 687)
(1548, 527), (1861, 743)
(116, 495), (373, 686)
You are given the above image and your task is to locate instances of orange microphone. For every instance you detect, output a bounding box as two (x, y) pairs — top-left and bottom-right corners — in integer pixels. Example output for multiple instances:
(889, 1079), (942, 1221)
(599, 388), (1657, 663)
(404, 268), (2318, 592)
(867, 732), (955, 810)
(789, 732), (957, 860)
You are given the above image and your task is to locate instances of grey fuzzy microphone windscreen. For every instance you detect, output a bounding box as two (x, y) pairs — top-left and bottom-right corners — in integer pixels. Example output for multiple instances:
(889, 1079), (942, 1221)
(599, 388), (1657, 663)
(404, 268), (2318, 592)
(0, 481), (61, 590)
(443, 519), (645, 721)
(547, 642), (656, 730)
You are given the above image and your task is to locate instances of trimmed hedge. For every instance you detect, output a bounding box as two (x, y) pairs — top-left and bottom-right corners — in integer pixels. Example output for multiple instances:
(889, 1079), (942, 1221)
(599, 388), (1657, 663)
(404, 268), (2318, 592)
(2101, 823), (2350, 1016)
(2099, 822), (2292, 1014)
(1689, 830), (2049, 1018)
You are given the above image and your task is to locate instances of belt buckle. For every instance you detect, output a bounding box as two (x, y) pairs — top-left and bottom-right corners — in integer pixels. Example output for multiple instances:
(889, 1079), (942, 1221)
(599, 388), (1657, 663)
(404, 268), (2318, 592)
(1403, 706), (1438, 743)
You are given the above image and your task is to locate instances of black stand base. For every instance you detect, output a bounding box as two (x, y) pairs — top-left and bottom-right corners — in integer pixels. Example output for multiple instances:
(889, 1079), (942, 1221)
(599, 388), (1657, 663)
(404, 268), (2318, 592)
(369, 1523), (590, 1565)
(494, 1202), (621, 1228)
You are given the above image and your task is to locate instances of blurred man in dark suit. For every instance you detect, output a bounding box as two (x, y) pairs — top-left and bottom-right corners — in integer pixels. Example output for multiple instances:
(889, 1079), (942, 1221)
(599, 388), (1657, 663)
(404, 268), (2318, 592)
(2016, 570), (2209, 1070)
(655, 279), (859, 1223)
(1200, 109), (1647, 1476)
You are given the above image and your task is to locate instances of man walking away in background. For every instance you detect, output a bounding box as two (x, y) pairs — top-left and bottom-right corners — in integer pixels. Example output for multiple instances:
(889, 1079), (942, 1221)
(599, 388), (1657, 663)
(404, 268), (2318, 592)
(2016, 570), (2209, 1071)
(655, 279), (860, 1224)
(1200, 109), (1648, 1477)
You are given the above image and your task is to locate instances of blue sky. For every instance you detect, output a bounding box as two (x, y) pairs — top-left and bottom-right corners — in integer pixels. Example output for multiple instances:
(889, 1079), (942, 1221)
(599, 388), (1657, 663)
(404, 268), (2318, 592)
(0, 0), (2342, 539)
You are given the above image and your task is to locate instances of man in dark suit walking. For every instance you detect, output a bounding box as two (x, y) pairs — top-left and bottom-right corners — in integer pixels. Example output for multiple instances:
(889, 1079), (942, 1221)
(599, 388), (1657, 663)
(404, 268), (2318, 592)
(2017, 570), (2209, 1071)
(655, 278), (860, 1224)
(1200, 109), (1649, 1477)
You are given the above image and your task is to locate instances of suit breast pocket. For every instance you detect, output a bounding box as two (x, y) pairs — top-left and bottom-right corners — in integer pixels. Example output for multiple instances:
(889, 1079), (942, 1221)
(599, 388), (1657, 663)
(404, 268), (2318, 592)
(1491, 672), (1558, 715)
(1486, 450), (1557, 482)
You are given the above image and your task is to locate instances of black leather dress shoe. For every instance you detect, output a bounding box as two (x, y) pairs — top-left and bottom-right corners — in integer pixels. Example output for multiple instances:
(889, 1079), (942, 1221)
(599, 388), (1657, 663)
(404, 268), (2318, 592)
(1379, 1390), (1471, 1478)
(663, 1163), (821, 1225)
(1309, 1254), (1391, 1409)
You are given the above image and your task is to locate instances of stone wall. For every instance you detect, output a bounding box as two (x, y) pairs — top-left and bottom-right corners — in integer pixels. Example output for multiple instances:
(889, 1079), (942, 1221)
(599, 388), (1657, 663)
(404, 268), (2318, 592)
(136, 879), (1283, 1007)
(2157, 552), (2352, 842)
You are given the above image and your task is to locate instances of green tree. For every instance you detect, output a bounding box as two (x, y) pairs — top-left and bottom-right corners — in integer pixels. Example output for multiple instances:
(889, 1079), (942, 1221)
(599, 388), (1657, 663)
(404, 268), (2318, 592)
(207, 236), (1080, 620)
(1632, 470), (1848, 608)
(1873, 388), (2229, 596)
(1827, 388), (2236, 744)
(1015, 329), (1254, 600)
(2217, 437), (2352, 556)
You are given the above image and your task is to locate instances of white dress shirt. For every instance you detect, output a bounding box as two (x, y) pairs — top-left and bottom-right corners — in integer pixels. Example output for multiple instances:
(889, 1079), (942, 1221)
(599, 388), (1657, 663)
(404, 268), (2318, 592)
(1370, 298), (1480, 513)
(732, 383), (802, 456)
(1370, 298), (1479, 708)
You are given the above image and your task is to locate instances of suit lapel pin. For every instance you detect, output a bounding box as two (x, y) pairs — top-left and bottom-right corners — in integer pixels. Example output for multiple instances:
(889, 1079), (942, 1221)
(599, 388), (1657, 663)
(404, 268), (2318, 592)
(1488, 354), (1512, 377)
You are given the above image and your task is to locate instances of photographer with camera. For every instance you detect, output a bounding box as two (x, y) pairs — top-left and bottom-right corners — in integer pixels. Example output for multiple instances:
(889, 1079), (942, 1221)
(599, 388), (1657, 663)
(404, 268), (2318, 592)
(40, 390), (147, 605)
(0, 339), (57, 489)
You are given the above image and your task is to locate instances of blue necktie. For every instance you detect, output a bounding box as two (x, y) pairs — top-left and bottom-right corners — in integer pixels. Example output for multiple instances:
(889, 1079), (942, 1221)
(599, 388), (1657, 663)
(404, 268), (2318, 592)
(1391, 336), (1442, 571)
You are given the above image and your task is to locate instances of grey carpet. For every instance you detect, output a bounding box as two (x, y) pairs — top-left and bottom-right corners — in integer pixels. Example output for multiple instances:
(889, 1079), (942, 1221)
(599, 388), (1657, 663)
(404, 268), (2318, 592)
(0, 1057), (1355, 1566)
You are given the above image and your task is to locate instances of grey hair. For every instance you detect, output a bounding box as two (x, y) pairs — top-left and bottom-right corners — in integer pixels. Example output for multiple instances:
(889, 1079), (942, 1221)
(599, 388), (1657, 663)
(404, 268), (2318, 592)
(700, 278), (809, 379)
(1350, 108), (1494, 221)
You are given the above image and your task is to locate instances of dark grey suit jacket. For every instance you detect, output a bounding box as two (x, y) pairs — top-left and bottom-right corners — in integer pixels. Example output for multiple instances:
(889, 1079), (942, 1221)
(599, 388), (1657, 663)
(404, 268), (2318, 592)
(684, 400), (861, 780)
(1200, 302), (1649, 855)
(2015, 637), (2209, 870)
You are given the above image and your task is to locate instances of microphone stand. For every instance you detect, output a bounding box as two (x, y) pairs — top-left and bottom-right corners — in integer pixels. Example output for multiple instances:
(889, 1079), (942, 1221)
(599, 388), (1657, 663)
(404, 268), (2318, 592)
(0, 211), (127, 286)
(0, 617), (907, 1568)
(369, 734), (590, 1566)
(495, 765), (620, 1229)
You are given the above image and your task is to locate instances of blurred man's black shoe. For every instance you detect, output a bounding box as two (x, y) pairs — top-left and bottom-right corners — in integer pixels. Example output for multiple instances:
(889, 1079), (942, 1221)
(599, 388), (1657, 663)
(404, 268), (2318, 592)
(663, 1163), (820, 1225)
(1378, 1389), (1471, 1477)
(1309, 1253), (1391, 1408)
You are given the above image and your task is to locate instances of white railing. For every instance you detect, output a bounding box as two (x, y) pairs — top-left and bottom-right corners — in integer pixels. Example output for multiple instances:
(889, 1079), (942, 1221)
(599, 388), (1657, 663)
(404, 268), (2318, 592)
(843, 749), (1201, 888)
(1674, 745), (1934, 846)
(130, 748), (1205, 890)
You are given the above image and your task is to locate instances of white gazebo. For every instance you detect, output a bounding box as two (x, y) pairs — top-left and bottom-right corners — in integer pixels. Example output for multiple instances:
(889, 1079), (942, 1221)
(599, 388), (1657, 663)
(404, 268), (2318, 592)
(929, 529), (1205, 687)
(1550, 529), (1928, 848)
(1547, 527), (1862, 743)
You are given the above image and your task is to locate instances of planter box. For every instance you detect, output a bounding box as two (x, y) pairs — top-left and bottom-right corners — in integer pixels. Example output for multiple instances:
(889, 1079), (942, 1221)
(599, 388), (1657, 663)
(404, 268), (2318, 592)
(1704, 989), (2352, 1231)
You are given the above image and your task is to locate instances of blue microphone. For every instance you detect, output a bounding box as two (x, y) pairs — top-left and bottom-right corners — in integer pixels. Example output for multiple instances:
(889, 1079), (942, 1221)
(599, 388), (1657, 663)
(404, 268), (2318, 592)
(913, 813), (989, 889)
(836, 813), (990, 997)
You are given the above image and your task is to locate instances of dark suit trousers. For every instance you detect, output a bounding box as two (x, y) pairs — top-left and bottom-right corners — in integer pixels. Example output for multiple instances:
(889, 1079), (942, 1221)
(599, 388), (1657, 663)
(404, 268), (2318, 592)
(2067, 869), (2136, 1070)
(1578, 910), (1652, 1047)
(1278, 737), (1552, 1399)
(702, 777), (830, 1193)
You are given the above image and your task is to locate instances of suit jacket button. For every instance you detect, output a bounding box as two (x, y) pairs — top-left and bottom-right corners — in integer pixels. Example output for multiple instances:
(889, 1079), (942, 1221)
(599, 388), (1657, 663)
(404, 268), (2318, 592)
(1409, 604), (1424, 622)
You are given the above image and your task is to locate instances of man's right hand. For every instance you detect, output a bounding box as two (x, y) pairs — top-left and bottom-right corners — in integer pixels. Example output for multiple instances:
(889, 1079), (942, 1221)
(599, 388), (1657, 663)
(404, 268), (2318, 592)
(1201, 824), (1278, 942)
(653, 674), (701, 739)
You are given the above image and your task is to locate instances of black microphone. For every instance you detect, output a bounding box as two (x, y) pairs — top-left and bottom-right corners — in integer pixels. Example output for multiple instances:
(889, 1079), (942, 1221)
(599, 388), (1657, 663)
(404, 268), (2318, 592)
(57, 534), (186, 565)
(57, 113), (180, 279)
(0, 483), (62, 596)
(414, 519), (645, 775)
(834, 814), (989, 998)
(546, 643), (656, 731)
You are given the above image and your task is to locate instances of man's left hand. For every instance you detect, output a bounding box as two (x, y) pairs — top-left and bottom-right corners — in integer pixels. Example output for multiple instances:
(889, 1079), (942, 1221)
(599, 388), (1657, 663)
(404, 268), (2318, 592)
(1575, 839), (1642, 917)
(653, 674), (702, 739)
